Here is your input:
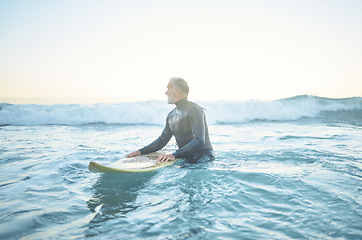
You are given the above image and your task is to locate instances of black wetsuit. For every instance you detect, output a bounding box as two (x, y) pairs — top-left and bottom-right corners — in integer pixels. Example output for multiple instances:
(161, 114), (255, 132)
(139, 98), (214, 163)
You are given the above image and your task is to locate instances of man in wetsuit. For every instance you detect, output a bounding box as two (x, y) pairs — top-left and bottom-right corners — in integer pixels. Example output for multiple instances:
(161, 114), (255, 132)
(127, 77), (214, 163)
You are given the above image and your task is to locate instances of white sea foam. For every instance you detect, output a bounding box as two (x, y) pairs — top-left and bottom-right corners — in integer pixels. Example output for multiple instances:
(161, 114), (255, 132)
(204, 95), (362, 124)
(0, 95), (361, 126)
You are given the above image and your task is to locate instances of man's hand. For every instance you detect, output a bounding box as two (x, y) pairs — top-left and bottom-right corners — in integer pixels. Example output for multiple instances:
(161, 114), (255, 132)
(126, 150), (141, 158)
(157, 154), (175, 162)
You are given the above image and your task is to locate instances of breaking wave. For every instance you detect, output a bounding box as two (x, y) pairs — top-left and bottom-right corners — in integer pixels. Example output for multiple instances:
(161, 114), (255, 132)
(1, 95), (361, 126)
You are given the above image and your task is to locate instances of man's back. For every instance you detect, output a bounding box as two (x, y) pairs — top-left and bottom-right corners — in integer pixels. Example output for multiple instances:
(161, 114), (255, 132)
(167, 98), (213, 159)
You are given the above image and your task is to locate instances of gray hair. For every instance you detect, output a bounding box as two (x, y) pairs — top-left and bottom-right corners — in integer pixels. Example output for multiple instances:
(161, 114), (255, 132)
(169, 77), (189, 95)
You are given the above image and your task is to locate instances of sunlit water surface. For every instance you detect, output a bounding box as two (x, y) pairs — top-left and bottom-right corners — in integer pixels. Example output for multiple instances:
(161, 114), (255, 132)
(1, 120), (361, 239)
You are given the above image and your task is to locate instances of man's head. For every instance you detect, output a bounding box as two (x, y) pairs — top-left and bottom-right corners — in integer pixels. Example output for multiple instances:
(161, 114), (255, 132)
(166, 77), (189, 104)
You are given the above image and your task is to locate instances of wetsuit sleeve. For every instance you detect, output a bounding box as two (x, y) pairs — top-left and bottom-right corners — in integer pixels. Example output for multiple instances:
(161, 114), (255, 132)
(172, 106), (205, 158)
(138, 119), (173, 155)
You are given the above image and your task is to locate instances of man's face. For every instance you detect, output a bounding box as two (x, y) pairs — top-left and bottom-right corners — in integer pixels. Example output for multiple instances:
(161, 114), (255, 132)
(165, 82), (177, 104)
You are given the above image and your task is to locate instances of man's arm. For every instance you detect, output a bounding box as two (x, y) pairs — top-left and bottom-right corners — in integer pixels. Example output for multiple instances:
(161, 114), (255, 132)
(127, 120), (173, 158)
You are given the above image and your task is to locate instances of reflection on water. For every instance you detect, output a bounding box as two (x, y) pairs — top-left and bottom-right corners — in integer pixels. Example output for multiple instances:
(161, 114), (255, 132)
(86, 172), (155, 237)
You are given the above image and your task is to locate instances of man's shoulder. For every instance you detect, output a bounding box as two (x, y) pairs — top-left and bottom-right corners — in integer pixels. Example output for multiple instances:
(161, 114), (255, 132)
(187, 100), (204, 111)
(167, 106), (178, 118)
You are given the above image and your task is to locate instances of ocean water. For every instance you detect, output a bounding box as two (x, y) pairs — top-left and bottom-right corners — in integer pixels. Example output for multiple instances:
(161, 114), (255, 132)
(0, 95), (361, 239)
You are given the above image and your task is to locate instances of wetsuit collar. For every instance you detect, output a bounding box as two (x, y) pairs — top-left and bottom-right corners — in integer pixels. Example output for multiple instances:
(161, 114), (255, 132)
(175, 98), (188, 109)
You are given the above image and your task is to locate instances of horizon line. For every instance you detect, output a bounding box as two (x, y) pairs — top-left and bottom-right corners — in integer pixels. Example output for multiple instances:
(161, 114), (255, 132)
(1, 94), (362, 105)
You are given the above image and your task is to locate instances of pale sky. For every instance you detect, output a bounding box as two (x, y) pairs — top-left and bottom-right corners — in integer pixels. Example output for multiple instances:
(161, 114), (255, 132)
(1, 0), (361, 104)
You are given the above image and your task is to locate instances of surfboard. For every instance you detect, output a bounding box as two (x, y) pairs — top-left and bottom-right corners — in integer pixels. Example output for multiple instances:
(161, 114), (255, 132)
(89, 152), (177, 173)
